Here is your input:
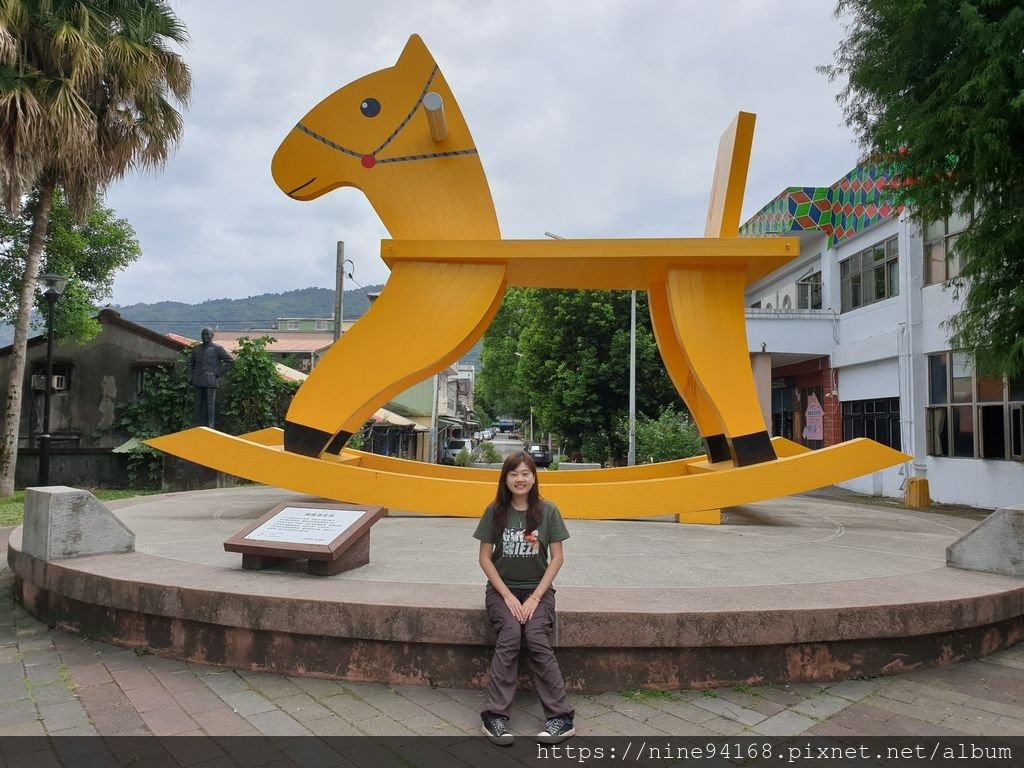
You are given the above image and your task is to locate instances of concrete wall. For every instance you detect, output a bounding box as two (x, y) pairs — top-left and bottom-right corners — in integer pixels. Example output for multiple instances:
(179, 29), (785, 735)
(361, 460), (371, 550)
(920, 282), (963, 353)
(925, 458), (1024, 509)
(0, 312), (184, 452)
(745, 312), (834, 356)
(837, 359), (898, 401)
(15, 449), (132, 489)
(837, 465), (906, 498)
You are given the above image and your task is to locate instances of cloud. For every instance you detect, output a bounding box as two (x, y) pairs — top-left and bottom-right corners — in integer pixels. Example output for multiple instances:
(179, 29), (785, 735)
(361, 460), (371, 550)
(107, 0), (855, 305)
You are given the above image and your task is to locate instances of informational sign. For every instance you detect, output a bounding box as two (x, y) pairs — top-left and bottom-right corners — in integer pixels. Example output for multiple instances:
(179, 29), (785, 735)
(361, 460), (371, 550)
(225, 502), (386, 576)
(244, 506), (365, 545)
(804, 392), (824, 441)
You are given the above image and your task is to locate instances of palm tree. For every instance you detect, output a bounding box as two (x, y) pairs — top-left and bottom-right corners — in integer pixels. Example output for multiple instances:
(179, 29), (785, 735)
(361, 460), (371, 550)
(0, 0), (191, 495)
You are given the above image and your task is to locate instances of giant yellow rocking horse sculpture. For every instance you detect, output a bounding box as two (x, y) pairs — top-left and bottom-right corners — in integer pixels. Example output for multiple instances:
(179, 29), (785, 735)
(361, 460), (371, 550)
(149, 35), (908, 522)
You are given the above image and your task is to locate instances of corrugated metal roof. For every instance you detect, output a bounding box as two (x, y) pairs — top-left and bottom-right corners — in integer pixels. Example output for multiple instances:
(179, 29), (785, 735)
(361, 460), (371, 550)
(211, 331), (334, 354)
(373, 408), (428, 431)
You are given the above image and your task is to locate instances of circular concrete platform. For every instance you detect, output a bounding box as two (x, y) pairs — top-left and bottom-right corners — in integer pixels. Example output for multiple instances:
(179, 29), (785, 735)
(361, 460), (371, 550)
(9, 486), (1024, 691)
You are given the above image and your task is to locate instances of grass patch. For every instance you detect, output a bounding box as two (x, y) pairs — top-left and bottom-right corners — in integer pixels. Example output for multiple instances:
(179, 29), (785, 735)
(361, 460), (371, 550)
(701, 688), (719, 698)
(620, 688), (675, 702)
(58, 664), (76, 692)
(0, 489), (162, 528)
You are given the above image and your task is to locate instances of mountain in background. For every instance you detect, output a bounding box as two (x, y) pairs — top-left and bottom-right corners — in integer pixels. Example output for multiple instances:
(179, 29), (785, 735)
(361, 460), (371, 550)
(114, 285), (383, 339)
(0, 284), (482, 369)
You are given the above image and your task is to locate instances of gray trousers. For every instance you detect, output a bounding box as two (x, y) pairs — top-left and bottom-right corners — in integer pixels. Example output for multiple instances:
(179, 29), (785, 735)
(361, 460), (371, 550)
(194, 387), (217, 428)
(482, 588), (574, 721)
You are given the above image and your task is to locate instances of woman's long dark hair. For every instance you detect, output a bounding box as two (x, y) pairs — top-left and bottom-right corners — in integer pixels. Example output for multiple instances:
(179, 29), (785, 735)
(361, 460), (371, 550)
(491, 451), (543, 543)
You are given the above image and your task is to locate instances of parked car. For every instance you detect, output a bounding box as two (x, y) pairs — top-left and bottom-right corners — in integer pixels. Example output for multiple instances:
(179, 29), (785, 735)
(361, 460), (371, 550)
(526, 443), (552, 468)
(442, 437), (475, 464)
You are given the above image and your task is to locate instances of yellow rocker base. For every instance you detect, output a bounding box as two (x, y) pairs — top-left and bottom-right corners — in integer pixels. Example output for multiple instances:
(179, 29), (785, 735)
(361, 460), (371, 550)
(147, 429), (908, 521)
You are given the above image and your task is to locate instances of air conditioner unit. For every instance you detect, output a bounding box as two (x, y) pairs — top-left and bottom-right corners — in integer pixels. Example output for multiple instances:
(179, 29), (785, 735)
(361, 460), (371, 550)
(30, 374), (66, 391)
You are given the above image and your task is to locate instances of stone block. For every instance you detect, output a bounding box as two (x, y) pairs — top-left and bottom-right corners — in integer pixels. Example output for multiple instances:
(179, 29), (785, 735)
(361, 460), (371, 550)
(947, 504), (1024, 577)
(21, 486), (134, 560)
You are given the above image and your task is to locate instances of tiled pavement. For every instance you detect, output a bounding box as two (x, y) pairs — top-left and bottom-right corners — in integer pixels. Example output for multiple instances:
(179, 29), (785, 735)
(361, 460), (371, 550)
(2, 532), (1023, 739)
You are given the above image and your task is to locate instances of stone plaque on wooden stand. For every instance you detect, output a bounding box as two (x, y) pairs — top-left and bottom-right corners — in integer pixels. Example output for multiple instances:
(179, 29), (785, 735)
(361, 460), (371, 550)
(224, 502), (385, 576)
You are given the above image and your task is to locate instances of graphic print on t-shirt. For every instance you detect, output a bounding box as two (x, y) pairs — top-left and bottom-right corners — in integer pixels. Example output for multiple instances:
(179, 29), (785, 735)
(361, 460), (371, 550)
(502, 527), (540, 557)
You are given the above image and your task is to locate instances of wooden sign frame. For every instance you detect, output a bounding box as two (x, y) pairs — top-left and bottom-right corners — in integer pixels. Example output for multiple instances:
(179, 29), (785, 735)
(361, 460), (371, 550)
(223, 501), (385, 576)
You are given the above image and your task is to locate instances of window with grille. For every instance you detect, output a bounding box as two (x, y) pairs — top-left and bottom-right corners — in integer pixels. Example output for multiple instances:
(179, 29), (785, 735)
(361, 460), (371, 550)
(840, 236), (899, 312)
(842, 397), (901, 450)
(797, 270), (822, 309)
(924, 209), (970, 285)
(926, 351), (1023, 460)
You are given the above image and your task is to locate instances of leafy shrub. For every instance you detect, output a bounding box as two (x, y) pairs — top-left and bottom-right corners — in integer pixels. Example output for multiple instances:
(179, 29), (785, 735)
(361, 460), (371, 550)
(632, 405), (703, 463)
(115, 352), (193, 487)
(454, 446), (473, 467)
(117, 337), (299, 486)
(222, 336), (299, 434)
(474, 441), (502, 464)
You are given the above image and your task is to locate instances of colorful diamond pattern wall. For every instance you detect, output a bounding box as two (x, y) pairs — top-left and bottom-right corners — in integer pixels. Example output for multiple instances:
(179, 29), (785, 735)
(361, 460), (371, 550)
(740, 163), (899, 248)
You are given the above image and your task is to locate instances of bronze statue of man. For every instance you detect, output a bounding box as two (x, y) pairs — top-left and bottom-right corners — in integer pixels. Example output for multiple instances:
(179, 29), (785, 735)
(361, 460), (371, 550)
(188, 329), (234, 428)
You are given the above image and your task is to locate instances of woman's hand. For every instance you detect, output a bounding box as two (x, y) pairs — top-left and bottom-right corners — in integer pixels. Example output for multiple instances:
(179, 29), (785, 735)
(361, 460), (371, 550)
(503, 592), (526, 623)
(521, 594), (540, 622)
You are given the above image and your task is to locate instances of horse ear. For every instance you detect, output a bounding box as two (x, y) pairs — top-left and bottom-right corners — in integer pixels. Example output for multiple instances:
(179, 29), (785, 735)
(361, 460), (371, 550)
(395, 34), (436, 72)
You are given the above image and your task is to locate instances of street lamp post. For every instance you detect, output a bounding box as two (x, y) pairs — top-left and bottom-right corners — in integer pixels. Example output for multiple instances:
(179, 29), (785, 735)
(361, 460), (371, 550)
(513, 351), (534, 443)
(334, 241), (354, 342)
(37, 273), (68, 486)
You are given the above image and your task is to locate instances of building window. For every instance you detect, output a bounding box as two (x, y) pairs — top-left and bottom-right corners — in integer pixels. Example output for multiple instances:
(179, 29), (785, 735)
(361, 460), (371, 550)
(840, 235), (899, 312)
(286, 320), (299, 330)
(924, 209), (970, 285)
(926, 351), (1024, 459)
(842, 397), (901, 450)
(797, 271), (822, 309)
(315, 319), (328, 331)
(30, 363), (73, 391)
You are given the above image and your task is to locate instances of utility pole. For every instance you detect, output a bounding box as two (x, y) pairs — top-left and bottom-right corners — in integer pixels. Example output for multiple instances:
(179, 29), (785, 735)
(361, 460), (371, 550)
(334, 241), (345, 342)
(628, 289), (637, 466)
(429, 374), (440, 463)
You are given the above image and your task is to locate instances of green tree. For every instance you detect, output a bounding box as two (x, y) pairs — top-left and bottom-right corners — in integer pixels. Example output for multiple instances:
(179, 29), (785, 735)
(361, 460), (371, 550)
(631, 405), (704, 464)
(0, 0), (191, 496)
(823, 1), (1024, 376)
(221, 336), (300, 435)
(117, 338), (299, 485)
(115, 351), (192, 487)
(476, 287), (531, 421)
(0, 189), (141, 341)
(477, 288), (679, 463)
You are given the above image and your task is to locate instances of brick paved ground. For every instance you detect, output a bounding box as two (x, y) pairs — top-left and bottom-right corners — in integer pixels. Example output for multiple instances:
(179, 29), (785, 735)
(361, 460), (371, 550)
(2, 529), (1023, 739)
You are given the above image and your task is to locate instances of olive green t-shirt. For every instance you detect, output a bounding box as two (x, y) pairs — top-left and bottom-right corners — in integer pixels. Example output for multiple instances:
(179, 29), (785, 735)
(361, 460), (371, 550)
(472, 500), (570, 590)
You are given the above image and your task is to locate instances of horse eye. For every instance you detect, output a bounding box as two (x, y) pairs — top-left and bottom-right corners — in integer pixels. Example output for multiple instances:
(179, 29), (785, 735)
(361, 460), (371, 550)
(360, 98), (381, 118)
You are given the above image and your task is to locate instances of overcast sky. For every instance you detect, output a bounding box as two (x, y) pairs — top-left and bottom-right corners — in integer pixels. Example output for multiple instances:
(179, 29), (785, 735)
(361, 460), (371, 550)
(105, 0), (858, 307)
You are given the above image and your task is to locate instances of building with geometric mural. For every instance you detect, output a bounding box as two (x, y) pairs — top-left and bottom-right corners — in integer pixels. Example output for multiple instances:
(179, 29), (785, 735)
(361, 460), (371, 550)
(740, 163), (1023, 510)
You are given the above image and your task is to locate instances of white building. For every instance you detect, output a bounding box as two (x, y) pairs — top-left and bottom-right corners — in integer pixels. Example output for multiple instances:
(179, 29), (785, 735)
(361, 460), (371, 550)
(740, 164), (1023, 509)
